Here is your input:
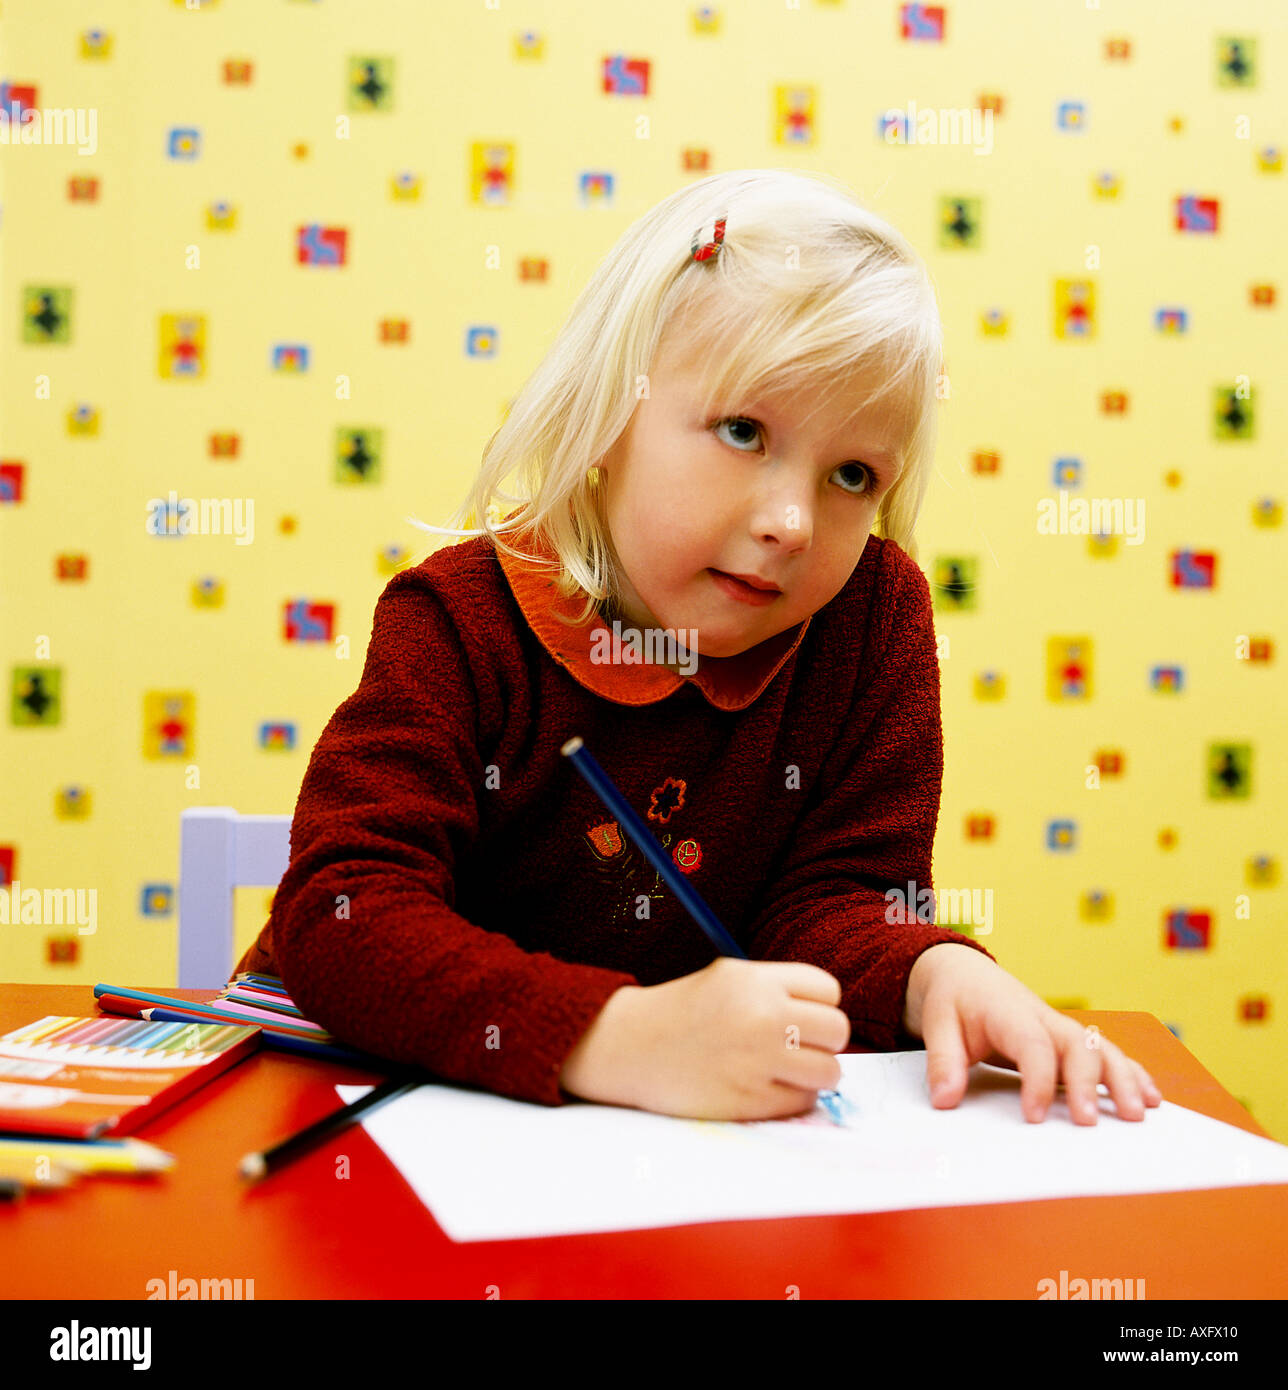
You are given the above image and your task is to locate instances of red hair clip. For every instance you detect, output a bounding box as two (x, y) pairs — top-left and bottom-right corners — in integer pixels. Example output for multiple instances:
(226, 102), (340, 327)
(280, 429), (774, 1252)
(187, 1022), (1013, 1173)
(690, 216), (727, 263)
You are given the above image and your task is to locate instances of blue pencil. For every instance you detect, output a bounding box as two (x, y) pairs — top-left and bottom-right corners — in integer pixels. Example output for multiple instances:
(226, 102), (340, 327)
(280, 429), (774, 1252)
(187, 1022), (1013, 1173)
(231, 973), (292, 997)
(561, 735), (849, 1126)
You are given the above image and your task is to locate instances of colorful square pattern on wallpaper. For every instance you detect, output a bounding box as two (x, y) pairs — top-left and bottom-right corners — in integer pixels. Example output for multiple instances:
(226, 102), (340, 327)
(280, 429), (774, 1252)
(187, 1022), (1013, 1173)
(1, 0), (1281, 1141)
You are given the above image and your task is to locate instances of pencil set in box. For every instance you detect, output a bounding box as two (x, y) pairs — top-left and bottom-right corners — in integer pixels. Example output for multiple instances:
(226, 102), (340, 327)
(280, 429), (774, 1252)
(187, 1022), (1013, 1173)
(0, 1016), (261, 1139)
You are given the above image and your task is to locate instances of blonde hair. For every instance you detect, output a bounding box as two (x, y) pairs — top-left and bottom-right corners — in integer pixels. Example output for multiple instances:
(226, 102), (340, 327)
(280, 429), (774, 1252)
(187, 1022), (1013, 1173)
(408, 167), (944, 626)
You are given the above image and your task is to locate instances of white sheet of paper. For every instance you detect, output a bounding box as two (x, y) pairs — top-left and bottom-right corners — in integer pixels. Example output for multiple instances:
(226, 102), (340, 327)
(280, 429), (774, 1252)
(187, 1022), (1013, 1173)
(337, 1051), (1288, 1243)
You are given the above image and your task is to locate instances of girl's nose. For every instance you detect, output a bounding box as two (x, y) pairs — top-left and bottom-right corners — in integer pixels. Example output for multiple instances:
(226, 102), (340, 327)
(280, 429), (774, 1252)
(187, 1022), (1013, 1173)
(751, 497), (813, 549)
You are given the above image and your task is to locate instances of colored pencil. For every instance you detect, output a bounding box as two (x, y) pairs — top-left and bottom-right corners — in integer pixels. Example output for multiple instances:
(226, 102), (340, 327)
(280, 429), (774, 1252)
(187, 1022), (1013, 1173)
(96, 1002), (377, 1067)
(0, 1137), (173, 1175)
(562, 735), (850, 1126)
(40, 1017), (109, 1048)
(197, 997), (312, 1027)
(3, 1015), (212, 1064)
(101, 985), (328, 1035)
(221, 989), (306, 1019)
(0, 1136), (173, 1171)
(0, 1160), (76, 1189)
(238, 1076), (422, 1181)
(94, 988), (332, 1040)
(55, 1017), (121, 1048)
(231, 973), (291, 996)
(5, 1016), (80, 1045)
(40, 1019), (185, 1059)
(151, 1023), (212, 1057)
(96, 995), (323, 1046)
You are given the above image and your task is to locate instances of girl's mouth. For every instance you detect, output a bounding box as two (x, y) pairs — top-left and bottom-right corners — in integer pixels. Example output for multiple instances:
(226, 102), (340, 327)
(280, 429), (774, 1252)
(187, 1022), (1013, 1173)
(708, 569), (781, 607)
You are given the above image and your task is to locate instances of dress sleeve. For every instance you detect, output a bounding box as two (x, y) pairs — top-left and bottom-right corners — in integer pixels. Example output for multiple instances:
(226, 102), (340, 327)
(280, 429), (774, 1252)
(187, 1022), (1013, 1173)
(742, 544), (998, 1051)
(270, 567), (639, 1105)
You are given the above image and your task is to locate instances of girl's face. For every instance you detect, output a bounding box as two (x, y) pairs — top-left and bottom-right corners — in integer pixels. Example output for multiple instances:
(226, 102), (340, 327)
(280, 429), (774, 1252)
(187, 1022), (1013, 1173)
(597, 326), (909, 659)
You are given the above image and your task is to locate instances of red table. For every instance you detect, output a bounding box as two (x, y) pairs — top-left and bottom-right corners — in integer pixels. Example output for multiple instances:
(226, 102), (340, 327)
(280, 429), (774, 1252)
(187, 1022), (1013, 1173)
(2, 984), (1285, 1298)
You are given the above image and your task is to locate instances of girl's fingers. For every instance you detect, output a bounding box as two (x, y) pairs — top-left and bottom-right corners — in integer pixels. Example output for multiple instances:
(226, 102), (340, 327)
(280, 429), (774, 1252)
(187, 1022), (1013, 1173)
(1097, 1044), (1149, 1121)
(1060, 1025), (1108, 1124)
(1065, 1036), (1163, 1123)
(918, 988), (971, 1107)
(1012, 1031), (1059, 1122)
(1137, 1062), (1164, 1104)
(929, 1009), (1164, 1122)
(981, 1013), (1058, 1121)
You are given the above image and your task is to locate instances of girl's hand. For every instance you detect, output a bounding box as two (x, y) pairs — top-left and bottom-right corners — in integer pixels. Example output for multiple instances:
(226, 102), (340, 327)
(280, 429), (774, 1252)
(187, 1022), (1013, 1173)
(902, 944), (1165, 1124)
(560, 957), (851, 1121)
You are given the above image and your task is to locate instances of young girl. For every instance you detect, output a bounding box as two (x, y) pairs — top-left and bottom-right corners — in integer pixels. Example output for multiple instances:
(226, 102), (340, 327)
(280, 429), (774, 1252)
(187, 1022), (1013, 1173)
(236, 168), (1162, 1128)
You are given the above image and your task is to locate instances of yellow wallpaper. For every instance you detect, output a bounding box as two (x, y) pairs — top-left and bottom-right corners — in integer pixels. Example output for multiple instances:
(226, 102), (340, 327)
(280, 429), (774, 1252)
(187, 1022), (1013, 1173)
(1, 1), (1283, 1139)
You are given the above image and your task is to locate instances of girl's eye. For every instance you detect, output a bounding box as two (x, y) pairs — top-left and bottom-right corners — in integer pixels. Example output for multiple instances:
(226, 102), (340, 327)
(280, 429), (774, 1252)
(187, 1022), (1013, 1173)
(712, 417), (762, 451)
(832, 462), (875, 496)
(712, 417), (877, 496)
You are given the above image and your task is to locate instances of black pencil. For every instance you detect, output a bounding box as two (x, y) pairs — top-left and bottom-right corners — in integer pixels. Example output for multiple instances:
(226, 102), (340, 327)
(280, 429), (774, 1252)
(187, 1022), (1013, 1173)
(238, 1075), (421, 1181)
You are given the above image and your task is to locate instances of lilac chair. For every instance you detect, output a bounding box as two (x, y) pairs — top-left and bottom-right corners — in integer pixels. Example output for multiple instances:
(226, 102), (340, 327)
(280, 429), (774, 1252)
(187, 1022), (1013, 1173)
(178, 807), (290, 988)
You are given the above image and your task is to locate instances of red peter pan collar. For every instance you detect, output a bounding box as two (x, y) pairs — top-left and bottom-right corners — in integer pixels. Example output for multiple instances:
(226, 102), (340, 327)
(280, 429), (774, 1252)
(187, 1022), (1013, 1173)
(494, 523), (810, 711)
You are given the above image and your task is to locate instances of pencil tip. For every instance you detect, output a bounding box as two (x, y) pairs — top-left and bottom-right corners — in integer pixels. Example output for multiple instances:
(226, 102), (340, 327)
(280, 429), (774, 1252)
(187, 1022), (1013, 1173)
(821, 1092), (849, 1126)
(561, 736), (583, 756)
